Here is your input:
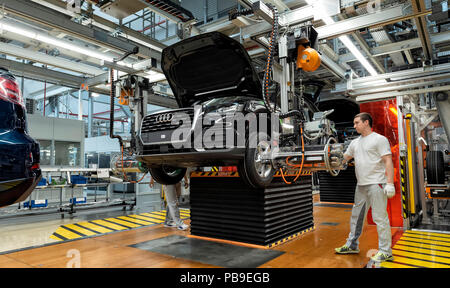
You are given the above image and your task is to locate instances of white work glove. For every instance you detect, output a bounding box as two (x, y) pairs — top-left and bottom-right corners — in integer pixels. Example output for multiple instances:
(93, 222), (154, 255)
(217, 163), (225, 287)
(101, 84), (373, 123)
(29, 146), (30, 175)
(384, 183), (395, 199)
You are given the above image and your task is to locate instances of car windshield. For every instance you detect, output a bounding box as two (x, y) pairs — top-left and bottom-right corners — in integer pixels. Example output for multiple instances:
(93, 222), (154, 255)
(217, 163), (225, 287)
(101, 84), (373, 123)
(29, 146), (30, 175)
(202, 96), (250, 106)
(0, 99), (16, 130)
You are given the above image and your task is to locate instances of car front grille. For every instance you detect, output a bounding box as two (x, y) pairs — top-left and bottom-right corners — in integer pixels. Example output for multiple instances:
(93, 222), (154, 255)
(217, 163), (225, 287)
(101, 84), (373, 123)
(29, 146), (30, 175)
(141, 108), (194, 133)
(143, 145), (193, 154)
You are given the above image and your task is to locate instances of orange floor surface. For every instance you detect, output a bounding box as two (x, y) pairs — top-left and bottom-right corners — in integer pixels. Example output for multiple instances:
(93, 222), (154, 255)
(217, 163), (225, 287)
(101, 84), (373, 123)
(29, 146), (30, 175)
(0, 195), (402, 268)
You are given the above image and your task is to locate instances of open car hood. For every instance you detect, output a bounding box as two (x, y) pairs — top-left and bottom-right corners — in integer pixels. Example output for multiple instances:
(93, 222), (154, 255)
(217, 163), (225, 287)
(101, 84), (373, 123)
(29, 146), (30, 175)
(161, 32), (263, 107)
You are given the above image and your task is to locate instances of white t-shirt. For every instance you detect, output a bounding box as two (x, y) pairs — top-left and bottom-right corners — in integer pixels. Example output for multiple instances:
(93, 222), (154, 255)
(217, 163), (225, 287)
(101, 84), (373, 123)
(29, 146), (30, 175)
(344, 132), (392, 185)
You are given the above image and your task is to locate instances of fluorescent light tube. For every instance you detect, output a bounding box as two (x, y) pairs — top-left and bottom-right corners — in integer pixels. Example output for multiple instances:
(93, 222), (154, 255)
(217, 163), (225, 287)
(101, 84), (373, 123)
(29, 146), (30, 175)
(305, 0), (378, 76)
(0, 20), (120, 63)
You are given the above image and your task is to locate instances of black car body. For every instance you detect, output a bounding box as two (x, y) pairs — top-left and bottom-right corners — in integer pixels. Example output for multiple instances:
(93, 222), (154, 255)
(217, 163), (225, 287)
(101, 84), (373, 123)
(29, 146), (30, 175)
(136, 32), (278, 186)
(0, 68), (41, 207)
(136, 32), (326, 187)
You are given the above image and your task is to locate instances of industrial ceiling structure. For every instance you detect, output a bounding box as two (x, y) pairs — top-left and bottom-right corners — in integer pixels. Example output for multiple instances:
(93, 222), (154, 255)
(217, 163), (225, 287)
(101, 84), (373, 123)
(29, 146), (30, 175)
(0, 0), (448, 125)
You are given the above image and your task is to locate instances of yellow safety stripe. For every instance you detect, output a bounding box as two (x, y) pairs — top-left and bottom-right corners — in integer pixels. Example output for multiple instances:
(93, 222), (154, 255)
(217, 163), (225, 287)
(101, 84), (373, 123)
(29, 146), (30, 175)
(406, 230), (450, 239)
(132, 214), (164, 223)
(394, 244), (450, 258)
(54, 226), (83, 240)
(127, 214), (160, 224)
(77, 222), (113, 234)
(92, 219), (128, 231)
(141, 212), (166, 220)
(274, 170), (312, 176)
(401, 236), (450, 247)
(399, 157), (408, 219)
(159, 209), (190, 218)
(104, 217), (141, 228)
(116, 216), (153, 226)
(403, 232), (450, 243)
(405, 116), (416, 214)
(137, 214), (165, 223)
(63, 223), (97, 237)
(151, 211), (167, 216)
(392, 256), (450, 268)
(380, 261), (417, 268)
(392, 249), (450, 266)
(50, 234), (64, 241)
(396, 240), (450, 253)
(191, 171), (240, 177)
(51, 209), (191, 242)
(267, 226), (315, 248)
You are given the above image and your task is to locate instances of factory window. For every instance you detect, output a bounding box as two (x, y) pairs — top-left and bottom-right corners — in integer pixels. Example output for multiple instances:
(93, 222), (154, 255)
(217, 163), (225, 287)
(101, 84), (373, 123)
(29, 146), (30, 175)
(37, 139), (52, 166)
(86, 152), (99, 168)
(54, 141), (81, 166)
(99, 153), (112, 168)
(85, 152), (114, 169)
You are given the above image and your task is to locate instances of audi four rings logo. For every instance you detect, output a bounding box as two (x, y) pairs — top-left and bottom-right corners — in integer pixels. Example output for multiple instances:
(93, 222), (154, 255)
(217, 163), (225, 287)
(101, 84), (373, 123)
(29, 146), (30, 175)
(155, 113), (174, 123)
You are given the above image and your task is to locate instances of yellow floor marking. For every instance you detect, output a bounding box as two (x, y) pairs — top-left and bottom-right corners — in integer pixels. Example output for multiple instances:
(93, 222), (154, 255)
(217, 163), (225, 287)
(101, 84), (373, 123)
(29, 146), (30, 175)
(54, 227), (83, 240)
(160, 209), (191, 216)
(141, 213), (166, 220)
(394, 244), (450, 258)
(92, 219), (127, 231)
(154, 210), (189, 219)
(64, 224), (97, 236)
(392, 249), (450, 265)
(380, 261), (417, 268)
(50, 234), (64, 241)
(403, 232), (450, 243)
(137, 214), (165, 223)
(132, 214), (164, 223)
(396, 240), (450, 252)
(401, 236), (450, 247)
(77, 222), (113, 234)
(127, 214), (160, 223)
(117, 216), (153, 226)
(104, 217), (141, 228)
(391, 255), (450, 268)
(407, 230), (450, 239)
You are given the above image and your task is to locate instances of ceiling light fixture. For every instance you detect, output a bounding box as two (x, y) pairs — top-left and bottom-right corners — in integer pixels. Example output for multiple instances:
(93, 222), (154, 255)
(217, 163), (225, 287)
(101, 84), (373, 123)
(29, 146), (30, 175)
(305, 0), (378, 76)
(145, 70), (166, 83)
(0, 19), (139, 68)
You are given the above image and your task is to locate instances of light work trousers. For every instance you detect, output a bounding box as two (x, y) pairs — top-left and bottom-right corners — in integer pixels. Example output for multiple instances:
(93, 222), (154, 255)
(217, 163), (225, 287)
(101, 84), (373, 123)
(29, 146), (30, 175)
(345, 184), (392, 254)
(164, 184), (183, 226)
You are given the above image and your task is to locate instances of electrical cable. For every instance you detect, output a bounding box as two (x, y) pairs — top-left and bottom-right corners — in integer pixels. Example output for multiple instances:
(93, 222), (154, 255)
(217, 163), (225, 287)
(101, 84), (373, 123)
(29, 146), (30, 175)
(280, 126), (305, 184)
(263, 3), (278, 114)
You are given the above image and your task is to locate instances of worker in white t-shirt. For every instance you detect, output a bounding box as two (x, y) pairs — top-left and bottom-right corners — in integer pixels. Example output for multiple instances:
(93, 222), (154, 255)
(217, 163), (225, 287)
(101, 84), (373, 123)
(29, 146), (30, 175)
(334, 112), (396, 263)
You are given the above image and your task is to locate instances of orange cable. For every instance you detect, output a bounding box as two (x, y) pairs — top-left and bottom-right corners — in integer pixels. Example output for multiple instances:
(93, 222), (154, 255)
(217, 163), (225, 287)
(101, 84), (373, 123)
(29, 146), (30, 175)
(280, 127), (305, 184)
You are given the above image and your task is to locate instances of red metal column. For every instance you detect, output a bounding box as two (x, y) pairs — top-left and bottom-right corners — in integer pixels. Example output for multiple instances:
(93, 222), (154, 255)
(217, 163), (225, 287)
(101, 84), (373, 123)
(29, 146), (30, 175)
(360, 99), (403, 227)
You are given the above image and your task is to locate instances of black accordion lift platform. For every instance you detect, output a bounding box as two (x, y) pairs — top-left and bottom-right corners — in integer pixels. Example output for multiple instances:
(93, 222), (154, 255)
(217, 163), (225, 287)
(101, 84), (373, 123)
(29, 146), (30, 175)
(189, 171), (315, 248)
(318, 165), (356, 203)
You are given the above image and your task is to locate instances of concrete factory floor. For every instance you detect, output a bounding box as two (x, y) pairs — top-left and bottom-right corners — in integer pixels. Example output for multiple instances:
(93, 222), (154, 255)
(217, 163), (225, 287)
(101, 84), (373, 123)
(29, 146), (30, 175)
(0, 194), (407, 268)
